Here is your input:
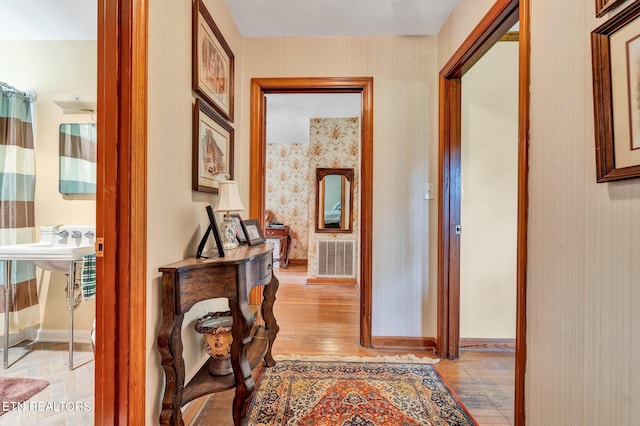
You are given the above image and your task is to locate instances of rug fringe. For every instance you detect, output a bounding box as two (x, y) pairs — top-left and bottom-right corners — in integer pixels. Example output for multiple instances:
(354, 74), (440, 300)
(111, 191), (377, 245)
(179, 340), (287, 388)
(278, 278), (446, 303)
(274, 354), (440, 364)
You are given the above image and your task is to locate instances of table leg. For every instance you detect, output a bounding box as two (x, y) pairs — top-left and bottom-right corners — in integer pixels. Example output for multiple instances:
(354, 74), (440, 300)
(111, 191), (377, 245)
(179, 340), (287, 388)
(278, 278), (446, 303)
(261, 275), (280, 367)
(3, 260), (10, 369)
(229, 299), (254, 426)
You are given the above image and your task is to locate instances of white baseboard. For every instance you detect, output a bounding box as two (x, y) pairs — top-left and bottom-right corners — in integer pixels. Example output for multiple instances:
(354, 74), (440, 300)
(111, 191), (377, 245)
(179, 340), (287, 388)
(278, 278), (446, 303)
(35, 328), (93, 344)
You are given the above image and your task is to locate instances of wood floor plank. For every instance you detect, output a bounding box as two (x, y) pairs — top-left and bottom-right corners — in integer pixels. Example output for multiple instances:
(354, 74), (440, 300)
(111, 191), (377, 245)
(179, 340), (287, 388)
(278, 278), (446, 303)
(192, 266), (515, 425)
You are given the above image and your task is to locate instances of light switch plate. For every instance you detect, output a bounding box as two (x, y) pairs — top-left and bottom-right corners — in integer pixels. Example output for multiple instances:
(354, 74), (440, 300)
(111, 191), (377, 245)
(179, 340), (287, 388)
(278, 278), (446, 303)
(424, 183), (435, 200)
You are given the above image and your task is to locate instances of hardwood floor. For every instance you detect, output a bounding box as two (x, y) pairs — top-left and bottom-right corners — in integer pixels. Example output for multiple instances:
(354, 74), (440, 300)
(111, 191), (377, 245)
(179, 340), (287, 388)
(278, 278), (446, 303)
(192, 265), (515, 425)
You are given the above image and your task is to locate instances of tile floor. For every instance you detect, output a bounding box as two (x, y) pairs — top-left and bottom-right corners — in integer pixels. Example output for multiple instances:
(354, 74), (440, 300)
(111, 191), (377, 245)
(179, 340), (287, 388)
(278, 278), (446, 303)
(1, 341), (94, 425)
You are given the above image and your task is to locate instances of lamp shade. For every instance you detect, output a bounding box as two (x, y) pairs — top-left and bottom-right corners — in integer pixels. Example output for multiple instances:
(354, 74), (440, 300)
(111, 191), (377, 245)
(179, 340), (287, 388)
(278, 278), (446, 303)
(215, 180), (246, 212)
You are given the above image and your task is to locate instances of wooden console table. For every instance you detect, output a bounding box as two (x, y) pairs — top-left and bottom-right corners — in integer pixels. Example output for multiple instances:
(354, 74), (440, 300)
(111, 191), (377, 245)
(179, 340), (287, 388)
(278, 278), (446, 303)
(157, 244), (279, 426)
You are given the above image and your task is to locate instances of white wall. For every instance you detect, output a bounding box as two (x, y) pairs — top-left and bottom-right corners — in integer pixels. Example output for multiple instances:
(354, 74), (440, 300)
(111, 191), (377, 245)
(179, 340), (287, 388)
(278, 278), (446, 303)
(460, 40), (518, 338)
(146, 0), (244, 423)
(0, 41), (96, 334)
(439, 0), (640, 421)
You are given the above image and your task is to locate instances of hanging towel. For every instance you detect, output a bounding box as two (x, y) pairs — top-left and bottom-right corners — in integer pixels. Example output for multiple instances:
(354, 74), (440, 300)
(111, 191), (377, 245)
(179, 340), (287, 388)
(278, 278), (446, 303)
(80, 254), (96, 300)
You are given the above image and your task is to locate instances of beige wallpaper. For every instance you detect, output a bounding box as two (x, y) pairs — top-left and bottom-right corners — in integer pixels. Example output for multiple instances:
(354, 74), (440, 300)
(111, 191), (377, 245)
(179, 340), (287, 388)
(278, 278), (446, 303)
(527, 0), (640, 422)
(266, 142), (311, 259)
(146, 0), (245, 422)
(240, 36), (438, 337)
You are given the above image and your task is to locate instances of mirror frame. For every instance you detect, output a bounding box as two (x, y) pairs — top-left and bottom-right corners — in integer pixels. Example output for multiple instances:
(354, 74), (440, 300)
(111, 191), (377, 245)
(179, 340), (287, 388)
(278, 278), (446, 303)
(315, 167), (354, 233)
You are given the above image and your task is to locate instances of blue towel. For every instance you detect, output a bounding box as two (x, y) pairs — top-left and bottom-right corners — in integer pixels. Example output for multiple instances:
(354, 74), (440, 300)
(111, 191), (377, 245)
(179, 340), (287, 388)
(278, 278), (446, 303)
(80, 254), (96, 300)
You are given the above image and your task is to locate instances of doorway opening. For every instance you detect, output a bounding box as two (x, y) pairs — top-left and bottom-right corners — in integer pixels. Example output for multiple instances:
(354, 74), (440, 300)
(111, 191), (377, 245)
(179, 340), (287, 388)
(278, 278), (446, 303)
(249, 77), (373, 347)
(438, 0), (529, 425)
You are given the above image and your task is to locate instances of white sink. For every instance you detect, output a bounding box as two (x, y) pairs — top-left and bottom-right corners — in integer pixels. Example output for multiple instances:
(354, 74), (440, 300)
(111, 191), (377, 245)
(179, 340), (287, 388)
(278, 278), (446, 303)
(0, 226), (96, 272)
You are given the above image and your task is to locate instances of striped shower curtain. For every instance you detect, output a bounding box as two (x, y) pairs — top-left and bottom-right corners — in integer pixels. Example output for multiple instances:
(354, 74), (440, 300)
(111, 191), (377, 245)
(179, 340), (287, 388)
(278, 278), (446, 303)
(0, 83), (39, 341)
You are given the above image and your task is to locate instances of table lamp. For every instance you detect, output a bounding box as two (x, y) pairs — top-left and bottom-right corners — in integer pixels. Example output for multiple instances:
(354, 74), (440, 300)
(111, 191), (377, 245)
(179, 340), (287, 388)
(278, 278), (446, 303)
(214, 180), (246, 249)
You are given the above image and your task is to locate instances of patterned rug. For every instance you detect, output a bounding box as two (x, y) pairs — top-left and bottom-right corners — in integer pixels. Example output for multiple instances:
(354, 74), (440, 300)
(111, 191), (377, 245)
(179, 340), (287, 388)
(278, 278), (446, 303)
(247, 356), (477, 426)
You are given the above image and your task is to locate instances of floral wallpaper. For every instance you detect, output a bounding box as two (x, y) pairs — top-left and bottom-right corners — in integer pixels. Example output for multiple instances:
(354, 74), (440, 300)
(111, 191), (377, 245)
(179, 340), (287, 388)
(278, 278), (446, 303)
(307, 118), (360, 276)
(266, 143), (310, 259)
(266, 117), (360, 272)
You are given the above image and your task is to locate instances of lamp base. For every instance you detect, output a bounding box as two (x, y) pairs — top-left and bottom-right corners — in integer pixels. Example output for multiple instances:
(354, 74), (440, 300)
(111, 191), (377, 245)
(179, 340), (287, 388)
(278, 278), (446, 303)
(220, 216), (239, 249)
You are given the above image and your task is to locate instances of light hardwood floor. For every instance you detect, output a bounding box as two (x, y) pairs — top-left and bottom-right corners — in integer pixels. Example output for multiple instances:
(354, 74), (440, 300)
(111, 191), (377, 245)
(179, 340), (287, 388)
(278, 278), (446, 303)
(192, 265), (515, 425)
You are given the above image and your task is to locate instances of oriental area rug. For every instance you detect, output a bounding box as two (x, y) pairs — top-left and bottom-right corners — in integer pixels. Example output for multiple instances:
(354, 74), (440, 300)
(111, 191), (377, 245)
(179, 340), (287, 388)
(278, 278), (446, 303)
(247, 355), (477, 426)
(0, 376), (49, 416)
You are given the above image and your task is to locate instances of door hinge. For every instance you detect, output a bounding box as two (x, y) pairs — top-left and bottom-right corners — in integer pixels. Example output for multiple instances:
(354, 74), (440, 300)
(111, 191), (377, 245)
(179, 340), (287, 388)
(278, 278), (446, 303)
(455, 225), (462, 235)
(95, 237), (104, 257)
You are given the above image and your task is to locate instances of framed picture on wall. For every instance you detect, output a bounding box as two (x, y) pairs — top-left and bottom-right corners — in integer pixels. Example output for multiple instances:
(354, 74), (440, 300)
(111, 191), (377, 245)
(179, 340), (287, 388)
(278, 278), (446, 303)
(192, 98), (234, 193)
(592, 0), (640, 181)
(596, 0), (627, 17)
(192, 0), (234, 122)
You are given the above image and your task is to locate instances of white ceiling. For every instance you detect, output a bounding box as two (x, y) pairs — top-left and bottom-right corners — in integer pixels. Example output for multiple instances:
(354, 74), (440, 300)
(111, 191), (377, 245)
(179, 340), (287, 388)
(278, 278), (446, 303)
(224, 0), (461, 37)
(266, 93), (362, 144)
(0, 0), (460, 41)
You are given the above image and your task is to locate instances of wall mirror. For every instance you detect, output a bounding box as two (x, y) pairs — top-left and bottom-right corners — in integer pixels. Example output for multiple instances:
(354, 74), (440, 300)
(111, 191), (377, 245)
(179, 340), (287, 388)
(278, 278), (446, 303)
(59, 123), (97, 194)
(315, 168), (354, 233)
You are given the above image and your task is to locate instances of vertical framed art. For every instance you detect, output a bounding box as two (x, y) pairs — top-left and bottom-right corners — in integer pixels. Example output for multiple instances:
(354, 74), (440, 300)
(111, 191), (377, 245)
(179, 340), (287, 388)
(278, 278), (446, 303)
(192, 98), (234, 192)
(596, 0), (627, 17)
(192, 0), (234, 122)
(592, 0), (640, 181)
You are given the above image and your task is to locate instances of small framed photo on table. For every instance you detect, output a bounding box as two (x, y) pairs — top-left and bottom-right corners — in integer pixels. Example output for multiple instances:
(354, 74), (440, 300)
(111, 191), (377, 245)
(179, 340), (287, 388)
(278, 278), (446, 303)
(231, 214), (247, 244)
(240, 219), (265, 246)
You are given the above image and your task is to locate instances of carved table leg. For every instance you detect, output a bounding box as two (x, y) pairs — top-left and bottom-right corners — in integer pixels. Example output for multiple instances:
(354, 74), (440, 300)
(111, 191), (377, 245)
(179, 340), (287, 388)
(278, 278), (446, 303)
(158, 306), (185, 425)
(229, 299), (255, 426)
(262, 274), (280, 367)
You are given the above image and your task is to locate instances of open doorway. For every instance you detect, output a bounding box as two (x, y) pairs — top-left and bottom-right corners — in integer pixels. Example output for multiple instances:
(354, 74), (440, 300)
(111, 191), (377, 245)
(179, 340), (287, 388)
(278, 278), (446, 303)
(263, 93), (361, 285)
(249, 77), (374, 347)
(438, 0), (529, 424)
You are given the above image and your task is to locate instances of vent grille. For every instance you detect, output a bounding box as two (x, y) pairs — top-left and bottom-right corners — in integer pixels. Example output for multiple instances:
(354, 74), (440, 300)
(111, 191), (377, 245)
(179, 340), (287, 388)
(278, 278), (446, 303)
(316, 240), (356, 277)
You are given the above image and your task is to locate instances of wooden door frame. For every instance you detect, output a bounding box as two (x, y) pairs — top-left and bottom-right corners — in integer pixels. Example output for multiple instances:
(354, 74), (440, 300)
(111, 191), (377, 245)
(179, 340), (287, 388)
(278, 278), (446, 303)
(249, 77), (374, 347)
(437, 0), (529, 424)
(95, 0), (147, 424)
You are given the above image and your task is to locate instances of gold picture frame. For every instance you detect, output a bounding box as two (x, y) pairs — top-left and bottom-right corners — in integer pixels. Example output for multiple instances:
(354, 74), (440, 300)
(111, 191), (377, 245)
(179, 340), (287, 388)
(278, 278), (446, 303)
(192, 98), (234, 193)
(192, 0), (234, 122)
(592, 0), (640, 181)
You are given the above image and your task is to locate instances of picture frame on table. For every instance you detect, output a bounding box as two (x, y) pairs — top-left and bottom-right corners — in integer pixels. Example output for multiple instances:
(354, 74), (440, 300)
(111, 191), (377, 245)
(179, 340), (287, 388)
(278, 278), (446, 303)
(196, 205), (225, 258)
(192, 98), (234, 193)
(240, 219), (266, 246)
(231, 214), (247, 244)
(592, 0), (640, 182)
(596, 0), (627, 17)
(192, 0), (234, 122)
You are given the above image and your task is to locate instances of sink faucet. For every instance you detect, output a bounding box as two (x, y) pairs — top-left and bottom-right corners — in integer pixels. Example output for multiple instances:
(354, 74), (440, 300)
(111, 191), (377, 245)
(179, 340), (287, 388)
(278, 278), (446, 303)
(84, 231), (95, 238)
(57, 230), (69, 238)
(71, 230), (82, 239)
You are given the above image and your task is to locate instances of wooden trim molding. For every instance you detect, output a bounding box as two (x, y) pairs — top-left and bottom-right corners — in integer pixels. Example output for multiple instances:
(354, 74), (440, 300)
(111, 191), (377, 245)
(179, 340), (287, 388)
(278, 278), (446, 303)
(459, 338), (516, 351)
(438, 0), (527, 425)
(287, 259), (308, 267)
(516, 1), (530, 424)
(249, 77), (373, 347)
(306, 278), (357, 285)
(371, 336), (437, 351)
(96, 0), (147, 424)
(501, 31), (520, 42)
